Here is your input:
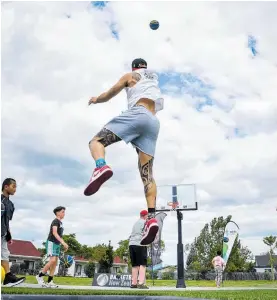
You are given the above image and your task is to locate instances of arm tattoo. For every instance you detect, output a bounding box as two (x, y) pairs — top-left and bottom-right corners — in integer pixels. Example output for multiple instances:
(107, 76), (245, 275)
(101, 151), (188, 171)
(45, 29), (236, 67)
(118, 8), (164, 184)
(97, 87), (118, 103)
(132, 72), (141, 82)
(106, 87), (119, 98)
(139, 157), (154, 194)
(94, 128), (121, 147)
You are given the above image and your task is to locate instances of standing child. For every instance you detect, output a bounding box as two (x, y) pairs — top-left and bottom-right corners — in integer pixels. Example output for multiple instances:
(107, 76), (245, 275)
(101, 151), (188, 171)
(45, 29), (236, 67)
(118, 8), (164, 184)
(212, 250), (226, 288)
(36, 206), (68, 288)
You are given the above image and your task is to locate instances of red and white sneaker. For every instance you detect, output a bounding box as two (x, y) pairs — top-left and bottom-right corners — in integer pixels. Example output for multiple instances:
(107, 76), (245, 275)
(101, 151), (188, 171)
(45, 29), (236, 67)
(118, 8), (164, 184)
(84, 165), (113, 196)
(140, 218), (159, 246)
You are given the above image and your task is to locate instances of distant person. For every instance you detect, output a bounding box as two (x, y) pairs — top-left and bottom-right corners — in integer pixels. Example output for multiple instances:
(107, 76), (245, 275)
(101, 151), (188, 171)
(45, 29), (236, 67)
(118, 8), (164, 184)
(129, 210), (149, 289)
(1, 178), (26, 287)
(36, 206), (68, 288)
(212, 250), (226, 288)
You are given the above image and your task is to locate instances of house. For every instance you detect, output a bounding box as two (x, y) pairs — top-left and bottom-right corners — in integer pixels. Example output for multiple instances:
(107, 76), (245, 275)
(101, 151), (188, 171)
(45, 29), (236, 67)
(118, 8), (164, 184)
(109, 256), (128, 274)
(157, 265), (177, 280)
(8, 239), (128, 277)
(8, 239), (42, 271)
(72, 256), (90, 277)
(255, 254), (277, 273)
(64, 255), (128, 277)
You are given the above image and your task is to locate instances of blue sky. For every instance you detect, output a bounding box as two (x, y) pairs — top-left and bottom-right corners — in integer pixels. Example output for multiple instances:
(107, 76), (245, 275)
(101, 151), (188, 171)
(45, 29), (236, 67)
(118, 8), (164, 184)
(1, 1), (277, 265)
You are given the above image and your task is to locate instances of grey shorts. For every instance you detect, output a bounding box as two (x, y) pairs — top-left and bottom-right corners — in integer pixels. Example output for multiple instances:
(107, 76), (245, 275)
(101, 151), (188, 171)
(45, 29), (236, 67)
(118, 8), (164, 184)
(1, 235), (10, 261)
(104, 105), (160, 157)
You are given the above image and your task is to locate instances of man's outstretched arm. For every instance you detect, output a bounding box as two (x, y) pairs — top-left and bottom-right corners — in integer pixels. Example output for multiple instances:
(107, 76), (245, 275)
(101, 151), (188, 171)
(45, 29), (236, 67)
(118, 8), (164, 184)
(89, 74), (130, 105)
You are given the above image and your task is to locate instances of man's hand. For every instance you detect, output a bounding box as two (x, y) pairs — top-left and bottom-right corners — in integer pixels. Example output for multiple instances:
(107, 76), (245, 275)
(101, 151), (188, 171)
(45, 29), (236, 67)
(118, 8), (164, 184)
(62, 242), (69, 252)
(88, 97), (98, 105)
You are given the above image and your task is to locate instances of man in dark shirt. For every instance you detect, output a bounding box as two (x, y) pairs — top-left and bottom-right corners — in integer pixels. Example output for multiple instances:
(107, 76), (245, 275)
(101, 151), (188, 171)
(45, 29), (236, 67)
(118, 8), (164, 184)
(1, 178), (25, 287)
(36, 206), (68, 288)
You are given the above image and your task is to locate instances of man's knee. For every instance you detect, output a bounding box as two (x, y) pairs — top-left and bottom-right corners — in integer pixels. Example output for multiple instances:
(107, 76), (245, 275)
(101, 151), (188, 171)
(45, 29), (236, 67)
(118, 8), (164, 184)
(89, 128), (121, 148)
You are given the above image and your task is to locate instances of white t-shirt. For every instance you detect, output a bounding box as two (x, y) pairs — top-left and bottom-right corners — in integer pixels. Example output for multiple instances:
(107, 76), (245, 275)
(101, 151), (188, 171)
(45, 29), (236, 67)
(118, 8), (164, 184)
(125, 69), (164, 112)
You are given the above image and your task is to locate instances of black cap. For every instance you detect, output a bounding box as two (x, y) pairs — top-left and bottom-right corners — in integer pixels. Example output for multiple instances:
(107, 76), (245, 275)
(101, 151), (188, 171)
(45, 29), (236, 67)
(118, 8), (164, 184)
(132, 58), (147, 69)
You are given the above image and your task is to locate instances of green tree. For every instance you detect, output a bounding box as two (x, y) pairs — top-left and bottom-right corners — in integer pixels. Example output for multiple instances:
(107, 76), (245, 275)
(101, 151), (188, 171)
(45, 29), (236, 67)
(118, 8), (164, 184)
(62, 233), (82, 256)
(226, 239), (253, 271)
(98, 241), (114, 273)
(91, 243), (109, 262)
(80, 245), (94, 260)
(186, 215), (253, 272)
(84, 261), (96, 278)
(263, 235), (277, 280)
(114, 240), (129, 261)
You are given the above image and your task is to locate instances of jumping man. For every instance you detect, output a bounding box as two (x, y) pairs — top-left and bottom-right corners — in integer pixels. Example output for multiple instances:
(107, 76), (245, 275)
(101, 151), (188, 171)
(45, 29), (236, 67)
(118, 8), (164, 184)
(84, 58), (164, 245)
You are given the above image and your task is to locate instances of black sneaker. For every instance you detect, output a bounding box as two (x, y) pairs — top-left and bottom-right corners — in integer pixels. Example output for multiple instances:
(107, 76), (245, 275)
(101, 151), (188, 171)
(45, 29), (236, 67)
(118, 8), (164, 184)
(3, 273), (26, 287)
(130, 284), (137, 288)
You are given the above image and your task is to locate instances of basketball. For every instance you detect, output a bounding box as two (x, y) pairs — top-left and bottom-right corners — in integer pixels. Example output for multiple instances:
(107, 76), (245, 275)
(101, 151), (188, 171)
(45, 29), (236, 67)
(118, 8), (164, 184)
(223, 237), (229, 243)
(1, 266), (5, 283)
(150, 20), (159, 30)
(60, 254), (74, 268)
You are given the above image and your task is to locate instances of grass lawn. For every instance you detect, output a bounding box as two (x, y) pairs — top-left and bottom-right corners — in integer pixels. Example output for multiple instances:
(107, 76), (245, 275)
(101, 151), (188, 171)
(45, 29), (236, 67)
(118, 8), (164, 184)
(148, 279), (277, 287)
(22, 275), (277, 288)
(2, 287), (277, 299)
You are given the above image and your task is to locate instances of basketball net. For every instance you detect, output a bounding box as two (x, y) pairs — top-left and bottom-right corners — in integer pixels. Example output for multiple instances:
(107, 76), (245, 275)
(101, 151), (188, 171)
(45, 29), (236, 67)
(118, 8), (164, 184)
(167, 201), (179, 216)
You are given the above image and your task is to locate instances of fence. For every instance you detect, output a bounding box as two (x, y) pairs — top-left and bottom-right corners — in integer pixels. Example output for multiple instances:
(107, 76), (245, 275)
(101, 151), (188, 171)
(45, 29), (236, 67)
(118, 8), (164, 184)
(158, 271), (277, 281)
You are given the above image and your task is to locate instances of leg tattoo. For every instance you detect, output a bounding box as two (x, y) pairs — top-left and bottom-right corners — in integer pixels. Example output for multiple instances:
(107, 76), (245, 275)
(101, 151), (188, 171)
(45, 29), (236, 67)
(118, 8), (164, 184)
(139, 157), (154, 194)
(93, 128), (121, 147)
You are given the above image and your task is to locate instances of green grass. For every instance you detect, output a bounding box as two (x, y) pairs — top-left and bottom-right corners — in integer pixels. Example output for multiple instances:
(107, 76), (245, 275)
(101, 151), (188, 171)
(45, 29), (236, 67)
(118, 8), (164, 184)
(22, 275), (277, 288)
(147, 279), (277, 287)
(2, 287), (277, 299)
(24, 275), (93, 286)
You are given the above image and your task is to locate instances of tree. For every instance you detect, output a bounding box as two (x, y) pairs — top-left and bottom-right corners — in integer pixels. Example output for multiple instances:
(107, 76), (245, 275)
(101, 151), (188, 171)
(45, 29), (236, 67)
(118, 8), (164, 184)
(62, 233), (82, 256)
(186, 215), (253, 272)
(84, 262), (96, 278)
(98, 241), (114, 273)
(80, 245), (94, 260)
(263, 235), (277, 280)
(91, 243), (109, 262)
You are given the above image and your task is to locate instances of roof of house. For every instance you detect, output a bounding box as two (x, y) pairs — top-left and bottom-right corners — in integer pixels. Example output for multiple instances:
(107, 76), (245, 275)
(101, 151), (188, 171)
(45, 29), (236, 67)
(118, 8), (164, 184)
(113, 256), (126, 264)
(255, 254), (277, 267)
(74, 256), (89, 262)
(8, 240), (41, 258)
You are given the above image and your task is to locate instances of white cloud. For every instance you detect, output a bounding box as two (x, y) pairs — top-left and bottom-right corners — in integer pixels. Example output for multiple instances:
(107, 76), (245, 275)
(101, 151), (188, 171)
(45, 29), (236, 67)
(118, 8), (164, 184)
(1, 1), (277, 266)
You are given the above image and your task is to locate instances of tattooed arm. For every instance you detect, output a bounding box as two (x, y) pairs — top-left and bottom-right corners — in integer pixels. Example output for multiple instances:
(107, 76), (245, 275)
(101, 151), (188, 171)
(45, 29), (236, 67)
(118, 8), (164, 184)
(93, 73), (130, 104)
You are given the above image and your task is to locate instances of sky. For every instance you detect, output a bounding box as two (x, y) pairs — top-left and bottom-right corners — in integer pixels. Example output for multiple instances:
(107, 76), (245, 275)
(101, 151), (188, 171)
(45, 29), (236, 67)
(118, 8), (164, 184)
(1, 1), (277, 267)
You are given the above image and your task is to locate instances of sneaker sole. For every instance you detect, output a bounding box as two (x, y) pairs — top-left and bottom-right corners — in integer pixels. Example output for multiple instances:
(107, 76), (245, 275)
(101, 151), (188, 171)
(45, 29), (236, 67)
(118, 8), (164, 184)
(140, 224), (159, 245)
(35, 276), (46, 287)
(3, 278), (25, 287)
(84, 169), (113, 196)
(48, 285), (59, 288)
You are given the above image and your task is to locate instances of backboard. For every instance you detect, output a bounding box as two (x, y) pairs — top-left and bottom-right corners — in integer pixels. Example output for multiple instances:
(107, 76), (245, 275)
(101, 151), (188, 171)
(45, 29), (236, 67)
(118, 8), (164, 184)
(156, 184), (197, 212)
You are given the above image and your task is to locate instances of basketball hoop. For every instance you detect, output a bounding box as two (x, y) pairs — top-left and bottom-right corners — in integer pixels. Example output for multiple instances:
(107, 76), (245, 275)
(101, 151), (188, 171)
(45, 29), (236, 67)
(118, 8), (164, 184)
(167, 201), (179, 210)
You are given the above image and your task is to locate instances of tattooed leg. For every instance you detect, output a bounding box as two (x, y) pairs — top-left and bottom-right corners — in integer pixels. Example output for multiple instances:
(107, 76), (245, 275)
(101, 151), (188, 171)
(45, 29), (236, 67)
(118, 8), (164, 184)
(89, 128), (121, 161)
(138, 150), (157, 211)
